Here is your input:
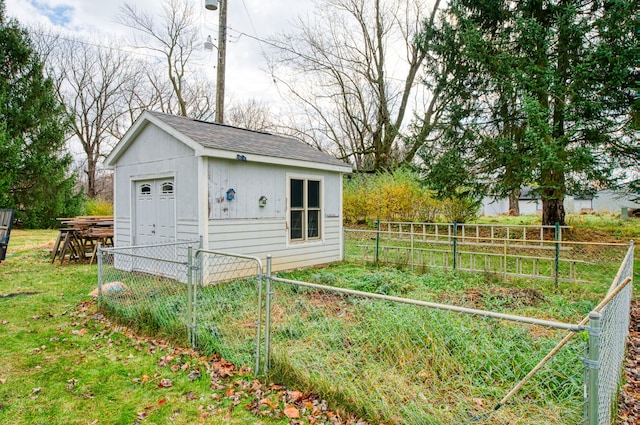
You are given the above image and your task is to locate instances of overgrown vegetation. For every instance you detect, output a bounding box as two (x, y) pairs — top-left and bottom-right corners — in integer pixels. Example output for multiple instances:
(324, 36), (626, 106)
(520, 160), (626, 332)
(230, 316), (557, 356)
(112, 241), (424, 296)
(343, 169), (480, 224)
(83, 196), (114, 216)
(99, 253), (615, 424)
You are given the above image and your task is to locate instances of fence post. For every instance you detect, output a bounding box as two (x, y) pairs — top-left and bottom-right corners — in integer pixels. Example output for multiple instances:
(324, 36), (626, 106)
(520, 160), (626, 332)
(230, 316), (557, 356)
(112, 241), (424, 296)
(264, 255), (273, 374)
(97, 243), (102, 309)
(453, 221), (458, 270)
(375, 219), (380, 264)
(503, 238), (507, 279)
(555, 222), (560, 288)
(187, 246), (193, 347)
(254, 262), (263, 375)
(586, 311), (601, 425)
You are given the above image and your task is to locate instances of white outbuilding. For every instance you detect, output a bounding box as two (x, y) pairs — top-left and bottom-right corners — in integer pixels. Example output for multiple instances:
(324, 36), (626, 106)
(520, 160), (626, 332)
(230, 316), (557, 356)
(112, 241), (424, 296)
(105, 110), (352, 272)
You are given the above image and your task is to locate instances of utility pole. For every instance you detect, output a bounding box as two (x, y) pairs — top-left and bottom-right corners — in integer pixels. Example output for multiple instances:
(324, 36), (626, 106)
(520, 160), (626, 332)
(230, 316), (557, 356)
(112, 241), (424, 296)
(215, 0), (227, 124)
(205, 0), (227, 124)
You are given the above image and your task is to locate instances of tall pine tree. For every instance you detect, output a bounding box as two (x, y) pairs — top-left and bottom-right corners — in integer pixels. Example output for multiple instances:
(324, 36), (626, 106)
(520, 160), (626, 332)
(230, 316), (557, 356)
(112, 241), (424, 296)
(0, 0), (82, 227)
(416, 0), (638, 225)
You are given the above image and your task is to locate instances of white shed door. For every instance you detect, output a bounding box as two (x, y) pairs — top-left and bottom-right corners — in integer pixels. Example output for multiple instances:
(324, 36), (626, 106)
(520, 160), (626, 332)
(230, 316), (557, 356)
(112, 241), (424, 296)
(135, 179), (176, 245)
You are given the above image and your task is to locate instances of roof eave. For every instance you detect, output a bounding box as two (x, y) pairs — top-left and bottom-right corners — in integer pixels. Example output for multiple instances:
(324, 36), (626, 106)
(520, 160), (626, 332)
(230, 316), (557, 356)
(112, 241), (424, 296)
(200, 147), (352, 173)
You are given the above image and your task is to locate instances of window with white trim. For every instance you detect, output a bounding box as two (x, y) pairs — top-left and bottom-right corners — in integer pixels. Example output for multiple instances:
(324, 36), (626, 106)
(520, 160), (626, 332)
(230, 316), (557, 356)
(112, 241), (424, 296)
(140, 184), (152, 196)
(289, 178), (321, 241)
(161, 182), (174, 194)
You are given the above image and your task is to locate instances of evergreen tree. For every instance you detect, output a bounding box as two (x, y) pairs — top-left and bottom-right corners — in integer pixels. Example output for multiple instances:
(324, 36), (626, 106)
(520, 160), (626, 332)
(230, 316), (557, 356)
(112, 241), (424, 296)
(415, 0), (638, 225)
(0, 1), (82, 227)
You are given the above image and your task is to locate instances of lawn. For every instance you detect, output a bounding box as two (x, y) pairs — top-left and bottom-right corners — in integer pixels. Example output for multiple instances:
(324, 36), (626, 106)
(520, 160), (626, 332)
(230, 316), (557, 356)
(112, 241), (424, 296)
(0, 230), (332, 425)
(0, 217), (634, 424)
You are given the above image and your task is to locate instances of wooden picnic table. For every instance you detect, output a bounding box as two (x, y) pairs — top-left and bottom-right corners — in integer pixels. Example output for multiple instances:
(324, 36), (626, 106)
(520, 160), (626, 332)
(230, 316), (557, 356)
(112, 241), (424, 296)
(51, 216), (114, 264)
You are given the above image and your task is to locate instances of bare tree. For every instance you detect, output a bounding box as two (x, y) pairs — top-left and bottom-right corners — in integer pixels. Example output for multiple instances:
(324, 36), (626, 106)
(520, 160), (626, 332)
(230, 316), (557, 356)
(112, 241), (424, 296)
(116, 0), (206, 118)
(226, 99), (276, 132)
(33, 31), (142, 198)
(267, 0), (442, 170)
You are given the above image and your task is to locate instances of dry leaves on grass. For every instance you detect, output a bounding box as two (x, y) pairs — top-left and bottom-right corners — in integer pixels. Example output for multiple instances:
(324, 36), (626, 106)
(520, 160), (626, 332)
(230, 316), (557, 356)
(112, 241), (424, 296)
(73, 299), (371, 424)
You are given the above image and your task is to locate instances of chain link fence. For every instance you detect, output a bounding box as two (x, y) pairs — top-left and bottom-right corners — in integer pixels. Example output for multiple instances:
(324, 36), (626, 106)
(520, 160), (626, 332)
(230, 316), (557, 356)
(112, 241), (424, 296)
(97, 238), (634, 425)
(345, 222), (631, 286)
(588, 242), (634, 425)
(191, 250), (263, 372)
(264, 267), (586, 424)
(97, 241), (200, 341)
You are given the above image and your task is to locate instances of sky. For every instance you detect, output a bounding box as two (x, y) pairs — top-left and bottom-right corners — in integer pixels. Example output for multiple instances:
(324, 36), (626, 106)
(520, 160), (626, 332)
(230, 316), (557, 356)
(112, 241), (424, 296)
(5, 0), (315, 110)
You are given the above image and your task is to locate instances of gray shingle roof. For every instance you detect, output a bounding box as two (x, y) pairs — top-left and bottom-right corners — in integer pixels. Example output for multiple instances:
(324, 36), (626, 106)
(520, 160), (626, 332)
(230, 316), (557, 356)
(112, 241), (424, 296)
(148, 110), (350, 169)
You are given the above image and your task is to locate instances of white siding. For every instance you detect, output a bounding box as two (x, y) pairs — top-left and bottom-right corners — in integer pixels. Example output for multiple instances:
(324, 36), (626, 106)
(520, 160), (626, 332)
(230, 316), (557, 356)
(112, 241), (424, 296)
(207, 217), (343, 273)
(592, 190), (640, 212)
(112, 124), (200, 246)
(205, 158), (344, 271)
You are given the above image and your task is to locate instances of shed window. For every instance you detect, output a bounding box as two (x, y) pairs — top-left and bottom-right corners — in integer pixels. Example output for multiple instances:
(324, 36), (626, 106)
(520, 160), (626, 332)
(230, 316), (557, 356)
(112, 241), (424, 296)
(161, 182), (174, 194)
(140, 184), (152, 196)
(289, 178), (321, 241)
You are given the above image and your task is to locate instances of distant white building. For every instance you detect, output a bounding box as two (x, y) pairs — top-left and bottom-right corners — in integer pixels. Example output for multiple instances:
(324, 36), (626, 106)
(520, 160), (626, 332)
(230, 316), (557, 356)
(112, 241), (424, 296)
(480, 187), (640, 216)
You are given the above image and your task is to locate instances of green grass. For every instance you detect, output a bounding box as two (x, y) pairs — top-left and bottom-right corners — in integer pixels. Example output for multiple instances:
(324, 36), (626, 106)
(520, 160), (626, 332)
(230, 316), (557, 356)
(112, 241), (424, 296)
(0, 230), (303, 425)
(266, 264), (592, 424)
(1, 217), (633, 424)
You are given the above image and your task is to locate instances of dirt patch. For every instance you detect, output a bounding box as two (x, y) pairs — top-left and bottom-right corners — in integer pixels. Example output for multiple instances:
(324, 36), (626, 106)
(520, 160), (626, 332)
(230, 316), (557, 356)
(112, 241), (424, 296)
(1, 291), (41, 298)
(440, 287), (546, 310)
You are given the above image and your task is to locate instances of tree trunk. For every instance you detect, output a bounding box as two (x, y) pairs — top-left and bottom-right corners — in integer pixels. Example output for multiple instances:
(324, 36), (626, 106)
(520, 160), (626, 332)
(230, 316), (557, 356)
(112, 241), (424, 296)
(508, 188), (520, 215)
(542, 197), (565, 227)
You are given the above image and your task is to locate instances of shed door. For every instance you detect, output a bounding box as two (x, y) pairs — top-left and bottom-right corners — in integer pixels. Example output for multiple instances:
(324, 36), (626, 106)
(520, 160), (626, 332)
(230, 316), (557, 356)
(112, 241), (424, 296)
(135, 179), (176, 245)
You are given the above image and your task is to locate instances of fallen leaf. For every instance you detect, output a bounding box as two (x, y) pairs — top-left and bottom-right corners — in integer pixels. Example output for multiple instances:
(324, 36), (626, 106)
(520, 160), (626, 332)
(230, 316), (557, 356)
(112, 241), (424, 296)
(284, 405), (300, 419)
(158, 378), (173, 388)
(0, 378), (6, 384)
(289, 390), (304, 403)
(187, 369), (201, 381)
(157, 399), (167, 407)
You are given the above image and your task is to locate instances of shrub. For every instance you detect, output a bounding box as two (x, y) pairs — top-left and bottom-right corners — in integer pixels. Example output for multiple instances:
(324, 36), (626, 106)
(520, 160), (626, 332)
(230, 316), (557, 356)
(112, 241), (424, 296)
(343, 168), (479, 224)
(441, 196), (480, 223)
(84, 197), (114, 216)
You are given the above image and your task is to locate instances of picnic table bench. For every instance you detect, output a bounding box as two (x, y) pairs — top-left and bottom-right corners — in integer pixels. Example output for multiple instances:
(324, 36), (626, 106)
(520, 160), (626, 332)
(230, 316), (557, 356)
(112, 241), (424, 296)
(0, 209), (15, 263)
(51, 216), (114, 264)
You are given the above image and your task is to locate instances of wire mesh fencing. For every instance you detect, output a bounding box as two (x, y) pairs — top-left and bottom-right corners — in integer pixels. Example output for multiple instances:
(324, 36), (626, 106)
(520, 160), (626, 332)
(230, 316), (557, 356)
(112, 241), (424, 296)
(191, 250), (263, 373)
(345, 222), (631, 285)
(588, 242), (634, 425)
(97, 240), (200, 342)
(96, 237), (634, 425)
(263, 267), (587, 425)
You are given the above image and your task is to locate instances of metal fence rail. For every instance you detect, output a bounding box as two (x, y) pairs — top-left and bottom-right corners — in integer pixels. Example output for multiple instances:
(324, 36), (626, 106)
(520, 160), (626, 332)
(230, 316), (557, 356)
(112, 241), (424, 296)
(345, 222), (630, 285)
